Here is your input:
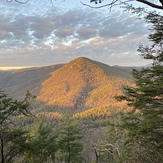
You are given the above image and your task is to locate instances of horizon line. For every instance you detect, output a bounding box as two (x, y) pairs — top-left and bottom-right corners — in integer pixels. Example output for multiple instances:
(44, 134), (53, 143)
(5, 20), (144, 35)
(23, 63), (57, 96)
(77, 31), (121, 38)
(0, 66), (33, 70)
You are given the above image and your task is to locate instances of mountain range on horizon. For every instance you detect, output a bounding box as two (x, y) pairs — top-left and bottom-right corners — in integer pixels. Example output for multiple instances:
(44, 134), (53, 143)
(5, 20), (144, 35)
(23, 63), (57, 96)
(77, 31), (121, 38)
(0, 57), (133, 117)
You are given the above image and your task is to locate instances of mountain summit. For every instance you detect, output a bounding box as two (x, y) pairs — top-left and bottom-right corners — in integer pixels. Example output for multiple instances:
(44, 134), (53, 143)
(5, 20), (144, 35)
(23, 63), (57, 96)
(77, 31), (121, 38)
(37, 57), (132, 111)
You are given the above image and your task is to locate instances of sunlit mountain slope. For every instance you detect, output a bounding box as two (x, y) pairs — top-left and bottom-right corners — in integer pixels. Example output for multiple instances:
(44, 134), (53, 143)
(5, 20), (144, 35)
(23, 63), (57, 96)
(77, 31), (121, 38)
(37, 57), (132, 112)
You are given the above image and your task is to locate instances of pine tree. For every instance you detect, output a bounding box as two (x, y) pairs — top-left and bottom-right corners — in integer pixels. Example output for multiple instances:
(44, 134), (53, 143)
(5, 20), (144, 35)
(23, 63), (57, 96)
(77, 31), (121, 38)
(116, 11), (163, 163)
(0, 90), (33, 163)
(24, 119), (58, 163)
(57, 114), (83, 163)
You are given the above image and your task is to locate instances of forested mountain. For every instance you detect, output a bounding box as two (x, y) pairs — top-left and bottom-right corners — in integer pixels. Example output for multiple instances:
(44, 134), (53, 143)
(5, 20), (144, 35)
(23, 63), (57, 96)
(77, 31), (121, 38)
(0, 64), (64, 98)
(0, 57), (133, 116)
(0, 57), (137, 163)
(37, 57), (133, 115)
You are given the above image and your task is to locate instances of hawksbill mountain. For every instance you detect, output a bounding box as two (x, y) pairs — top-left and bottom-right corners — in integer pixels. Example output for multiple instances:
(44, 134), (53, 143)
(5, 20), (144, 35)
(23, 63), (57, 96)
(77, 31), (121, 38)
(36, 57), (133, 114)
(0, 57), (133, 116)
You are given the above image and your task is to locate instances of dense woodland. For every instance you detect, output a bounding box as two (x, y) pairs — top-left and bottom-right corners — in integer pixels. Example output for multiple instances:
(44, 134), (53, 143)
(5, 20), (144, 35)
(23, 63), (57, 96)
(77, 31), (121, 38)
(37, 57), (132, 115)
(0, 2), (163, 163)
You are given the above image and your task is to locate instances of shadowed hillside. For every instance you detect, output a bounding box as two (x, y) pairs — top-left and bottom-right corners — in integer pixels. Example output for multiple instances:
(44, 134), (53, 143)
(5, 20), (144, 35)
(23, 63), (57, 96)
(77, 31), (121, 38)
(37, 57), (133, 113)
(0, 64), (64, 98)
(0, 57), (133, 116)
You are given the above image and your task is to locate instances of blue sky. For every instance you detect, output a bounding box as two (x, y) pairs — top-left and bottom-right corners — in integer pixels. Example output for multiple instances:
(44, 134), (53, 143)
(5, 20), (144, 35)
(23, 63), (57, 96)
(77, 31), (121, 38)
(0, 0), (153, 69)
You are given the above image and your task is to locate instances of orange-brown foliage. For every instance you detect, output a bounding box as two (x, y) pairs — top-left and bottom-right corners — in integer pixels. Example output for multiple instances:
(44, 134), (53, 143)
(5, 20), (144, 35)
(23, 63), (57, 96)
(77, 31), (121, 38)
(37, 57), (133, 117)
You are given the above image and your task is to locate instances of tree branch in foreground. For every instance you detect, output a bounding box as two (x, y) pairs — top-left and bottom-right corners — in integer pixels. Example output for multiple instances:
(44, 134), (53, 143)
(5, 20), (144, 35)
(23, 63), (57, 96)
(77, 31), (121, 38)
(84, 0), (163, 10)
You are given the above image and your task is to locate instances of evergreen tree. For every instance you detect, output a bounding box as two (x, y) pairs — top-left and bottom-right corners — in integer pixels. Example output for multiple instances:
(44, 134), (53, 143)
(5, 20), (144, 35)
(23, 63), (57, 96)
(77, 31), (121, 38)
(57, 115), (83, 163)
(116, 11), (163, 163)
(23, 119), (58, 163)
(0, 90), (33, 163)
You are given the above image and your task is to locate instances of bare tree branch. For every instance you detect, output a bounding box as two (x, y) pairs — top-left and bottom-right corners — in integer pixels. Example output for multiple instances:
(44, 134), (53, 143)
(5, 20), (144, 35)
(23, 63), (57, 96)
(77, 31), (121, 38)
(5, 0), (163, 10)
(84, 0), (163, 10)
(81, 0), (119, 9)
(80, 0), (134, 10)
(6, 0), (30, 4)
(137, 0), (163, 10)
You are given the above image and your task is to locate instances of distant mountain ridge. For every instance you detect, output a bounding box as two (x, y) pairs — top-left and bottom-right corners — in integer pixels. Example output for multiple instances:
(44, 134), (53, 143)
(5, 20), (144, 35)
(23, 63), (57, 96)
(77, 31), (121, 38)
(0, 64), (64, 97)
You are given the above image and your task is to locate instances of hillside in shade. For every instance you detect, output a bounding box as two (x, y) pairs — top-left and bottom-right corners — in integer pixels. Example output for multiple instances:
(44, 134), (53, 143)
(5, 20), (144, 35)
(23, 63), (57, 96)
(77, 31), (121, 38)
(37, 57), (133, 113)
(0, 57), (133, 117)
(0, 64), (64, 98)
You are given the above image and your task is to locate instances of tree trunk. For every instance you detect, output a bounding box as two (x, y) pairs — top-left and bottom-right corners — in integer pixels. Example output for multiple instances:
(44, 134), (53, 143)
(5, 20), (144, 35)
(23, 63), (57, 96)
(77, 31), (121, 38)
(0, 137), (4, 163)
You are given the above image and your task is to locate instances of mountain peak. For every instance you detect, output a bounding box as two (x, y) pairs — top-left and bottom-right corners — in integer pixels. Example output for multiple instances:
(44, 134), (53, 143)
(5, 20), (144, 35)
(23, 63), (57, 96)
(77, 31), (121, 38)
(37, 57), (132, 109)
(67, 57), (91, 66)
(71, 57), (90, 62)
(63, 57), (97, 73)
(75, 56), (88, 60)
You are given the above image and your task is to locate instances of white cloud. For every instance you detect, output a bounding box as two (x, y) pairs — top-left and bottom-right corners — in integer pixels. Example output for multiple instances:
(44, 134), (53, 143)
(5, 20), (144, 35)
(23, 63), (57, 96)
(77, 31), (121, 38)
(0, 1), (151, 67)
